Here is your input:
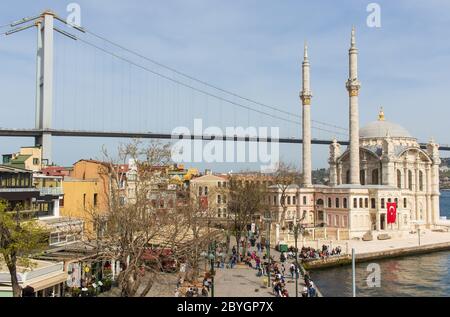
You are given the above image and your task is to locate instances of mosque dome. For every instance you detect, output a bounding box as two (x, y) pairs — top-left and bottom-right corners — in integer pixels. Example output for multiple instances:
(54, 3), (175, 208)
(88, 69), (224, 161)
(359, 108), (414, 139)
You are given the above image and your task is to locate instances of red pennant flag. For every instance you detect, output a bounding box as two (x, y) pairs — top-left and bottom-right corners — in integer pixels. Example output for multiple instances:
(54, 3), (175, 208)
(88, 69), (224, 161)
(387, 202), (397, 224)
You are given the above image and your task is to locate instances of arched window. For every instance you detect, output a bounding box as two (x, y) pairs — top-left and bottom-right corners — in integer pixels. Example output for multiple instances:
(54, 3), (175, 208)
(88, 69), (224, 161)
(317, 199), (324, 206)
(335, 198), (340, 208)
(353, 198), (357, 208)
(328, 198), (332, 208)
(343, 198), (348, 209)
(371, 198), (376, 209)
(303, 196), (307, 205)
(403, 198), (407, 208)
(365, 198), (369, 209)
(199, 186), (203, 196)
(381, 198), (385, 209)
(419, 171), (424, 191)
(408, 170), (413, 191)
(372, 169), (379, 185)
(359, 198), (363, 208)
(397, 170), (402, 189)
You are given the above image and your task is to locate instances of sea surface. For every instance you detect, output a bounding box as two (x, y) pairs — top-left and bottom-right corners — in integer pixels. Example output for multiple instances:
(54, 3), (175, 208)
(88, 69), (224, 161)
(311, 191), (450, 297)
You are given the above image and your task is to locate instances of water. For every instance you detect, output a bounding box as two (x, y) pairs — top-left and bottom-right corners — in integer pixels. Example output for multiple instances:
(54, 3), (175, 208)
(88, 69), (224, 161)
(312, 191), (450, 297)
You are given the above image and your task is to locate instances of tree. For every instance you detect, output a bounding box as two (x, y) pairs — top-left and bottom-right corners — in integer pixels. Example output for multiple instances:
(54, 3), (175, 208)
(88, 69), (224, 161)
(0, 201), (48, 297)
(85, 140), (211, 297)
(227, 175), (268, 261)
(272, 162), (302, 228)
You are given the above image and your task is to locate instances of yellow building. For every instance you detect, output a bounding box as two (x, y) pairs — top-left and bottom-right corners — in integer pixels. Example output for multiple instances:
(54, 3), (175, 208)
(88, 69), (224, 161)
(59, 160), (111, 238)
(2, 146), (44, 172)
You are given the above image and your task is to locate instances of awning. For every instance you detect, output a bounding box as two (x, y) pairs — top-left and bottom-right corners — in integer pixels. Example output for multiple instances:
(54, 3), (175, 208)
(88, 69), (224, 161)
(25, 272), (68, 292)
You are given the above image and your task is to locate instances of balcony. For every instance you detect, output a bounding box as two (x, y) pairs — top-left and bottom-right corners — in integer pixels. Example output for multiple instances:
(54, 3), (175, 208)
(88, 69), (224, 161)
(0, 187), (39, 193)
(39, 187), (64, 196)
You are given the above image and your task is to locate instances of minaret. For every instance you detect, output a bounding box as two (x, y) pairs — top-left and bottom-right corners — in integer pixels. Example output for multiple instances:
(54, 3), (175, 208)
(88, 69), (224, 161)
(300, 43), (312, 187)
(346, 27), (361, 185)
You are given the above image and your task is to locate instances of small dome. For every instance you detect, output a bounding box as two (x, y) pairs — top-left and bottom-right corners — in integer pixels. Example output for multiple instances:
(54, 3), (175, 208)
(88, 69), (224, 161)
(360, 120), (413, 139)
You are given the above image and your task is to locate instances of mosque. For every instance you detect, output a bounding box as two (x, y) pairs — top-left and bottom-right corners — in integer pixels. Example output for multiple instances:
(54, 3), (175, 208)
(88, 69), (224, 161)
(270, 28), (441, 241)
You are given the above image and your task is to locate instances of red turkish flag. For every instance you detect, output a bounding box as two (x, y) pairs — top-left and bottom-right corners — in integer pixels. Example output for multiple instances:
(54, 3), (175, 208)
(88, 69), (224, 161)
(387, 202), (397, 224)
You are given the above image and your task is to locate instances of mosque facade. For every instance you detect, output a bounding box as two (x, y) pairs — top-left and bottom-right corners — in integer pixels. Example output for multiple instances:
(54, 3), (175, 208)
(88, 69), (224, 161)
(269, 28), (441, 241)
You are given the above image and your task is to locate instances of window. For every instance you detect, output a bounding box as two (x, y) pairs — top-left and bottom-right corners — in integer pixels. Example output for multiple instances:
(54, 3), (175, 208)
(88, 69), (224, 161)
(205, 186), (208, 195)
(273, 196), (277, 205)
(217, 195), (221, 204)
(328, 198), (332, 208)
(346, 170), (350, 184)
(223, 196), (227, 203)
(83, 194), (86, 209)
(293, 196), (296, 205)
(371, 198), (376, 209)
(359, 198), (363, 208)
(343, 198), (348, 209)
(93, 193), (98, 207)
(408, 170), (413, 191)
(388, 198), (392, 203)
(303, 196), (307, 205)
(395, 198), (398, 206)
(335, 215), (340, 227)
(397, 170), (402, 189)
(317, 199), (324, 206)
(287, 196), (291, 205)
(218, 182), (221, 188)
(403, 198), (407, 208)
(381, 198), (385, 209)
(343, 216), (348, 227)
(199, 186), (203, 196)
(419, 171), (424, 191)
(218, 208), (221, 218)
(223, 182), (227, 188)
(353, 198), (357, 208)
(33, 158), (39, 165)
(59, 197), (64, 207)
(335, 198), (340, 208)
(372, 169), (379, 185)
(365, 198), (368, 209)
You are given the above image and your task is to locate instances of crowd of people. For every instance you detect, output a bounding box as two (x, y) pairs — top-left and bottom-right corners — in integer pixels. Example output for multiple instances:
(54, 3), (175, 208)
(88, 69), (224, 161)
(299, 245), (342, 260)
(175, 234), (326, 297)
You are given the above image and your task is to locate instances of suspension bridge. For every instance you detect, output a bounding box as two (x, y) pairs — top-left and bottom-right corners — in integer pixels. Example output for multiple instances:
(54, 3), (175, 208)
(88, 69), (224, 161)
(1, 10), (449, 165)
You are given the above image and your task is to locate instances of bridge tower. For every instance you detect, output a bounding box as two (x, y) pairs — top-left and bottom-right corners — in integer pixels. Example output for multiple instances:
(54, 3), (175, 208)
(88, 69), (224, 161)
(35, 10), (54, 165)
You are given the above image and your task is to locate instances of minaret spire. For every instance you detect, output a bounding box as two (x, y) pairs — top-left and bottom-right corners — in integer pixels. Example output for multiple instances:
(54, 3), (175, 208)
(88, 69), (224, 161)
(346, 27), (361, 185)
(301, 42), (312, 187)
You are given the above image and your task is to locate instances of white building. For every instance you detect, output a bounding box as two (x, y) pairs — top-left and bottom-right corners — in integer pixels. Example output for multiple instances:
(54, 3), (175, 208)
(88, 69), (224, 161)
(270, 28), (441, 242)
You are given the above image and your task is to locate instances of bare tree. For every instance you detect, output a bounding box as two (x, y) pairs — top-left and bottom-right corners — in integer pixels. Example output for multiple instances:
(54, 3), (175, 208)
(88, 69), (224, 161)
(227, 175), (269, 261)
(83, 140), (193, 297)
(271, 162), (302, 228)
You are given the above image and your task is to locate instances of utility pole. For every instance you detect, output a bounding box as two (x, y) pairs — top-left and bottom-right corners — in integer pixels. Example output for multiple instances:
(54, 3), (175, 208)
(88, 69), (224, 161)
(352, 248), (356, 297)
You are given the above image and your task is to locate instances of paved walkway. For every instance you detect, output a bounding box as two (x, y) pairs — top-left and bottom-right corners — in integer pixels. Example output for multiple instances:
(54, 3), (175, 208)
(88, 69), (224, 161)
(297, 230), (450, 255)
(214, 265), (306, 297)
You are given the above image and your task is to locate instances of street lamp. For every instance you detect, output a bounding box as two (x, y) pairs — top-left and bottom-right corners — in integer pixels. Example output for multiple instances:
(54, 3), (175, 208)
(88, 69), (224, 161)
(263, 210), (272, 288)
(208, 241), (216, 297)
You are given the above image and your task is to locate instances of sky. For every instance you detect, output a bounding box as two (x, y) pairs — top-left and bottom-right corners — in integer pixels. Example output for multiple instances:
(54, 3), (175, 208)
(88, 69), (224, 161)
(1, 0), (450, 172)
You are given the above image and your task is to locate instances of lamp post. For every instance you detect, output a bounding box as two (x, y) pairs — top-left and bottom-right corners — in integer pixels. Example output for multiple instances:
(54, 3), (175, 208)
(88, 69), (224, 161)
(263, 210), (272, 288)
(293, 223), (299, 297)
(208, 241), (216, 297)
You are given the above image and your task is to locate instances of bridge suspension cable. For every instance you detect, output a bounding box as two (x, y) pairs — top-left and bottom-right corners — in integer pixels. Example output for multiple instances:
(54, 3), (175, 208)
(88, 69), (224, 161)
(52, 17), (348, 132)
(59, 30), (348, 137)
